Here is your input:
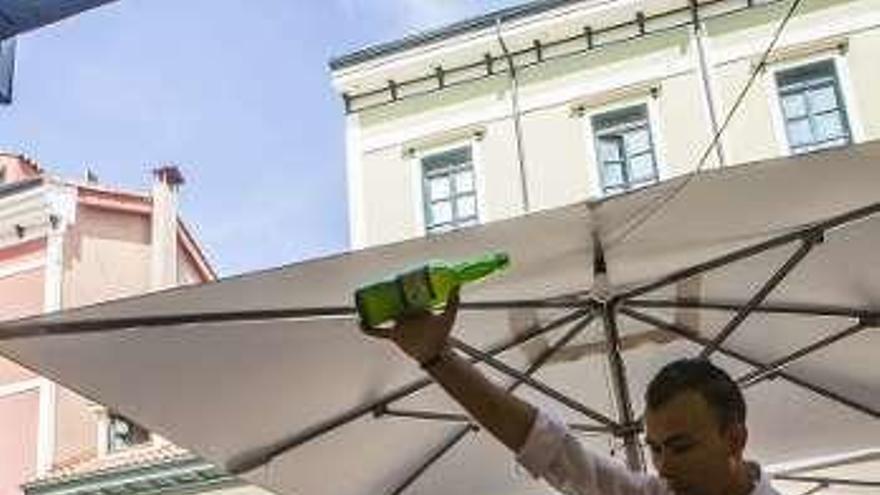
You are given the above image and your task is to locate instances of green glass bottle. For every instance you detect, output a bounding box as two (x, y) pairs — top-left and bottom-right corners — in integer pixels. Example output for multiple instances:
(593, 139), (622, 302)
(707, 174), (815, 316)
(355, 252), (510, 328)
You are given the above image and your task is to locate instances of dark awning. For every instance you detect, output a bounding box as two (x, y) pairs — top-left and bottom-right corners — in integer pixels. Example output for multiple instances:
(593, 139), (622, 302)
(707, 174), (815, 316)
(0, 0), (118, 40)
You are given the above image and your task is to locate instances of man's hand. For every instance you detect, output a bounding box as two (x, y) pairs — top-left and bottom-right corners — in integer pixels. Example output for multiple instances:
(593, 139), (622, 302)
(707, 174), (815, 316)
(359, 287), (460, 365)
(358, 285), (536, 451)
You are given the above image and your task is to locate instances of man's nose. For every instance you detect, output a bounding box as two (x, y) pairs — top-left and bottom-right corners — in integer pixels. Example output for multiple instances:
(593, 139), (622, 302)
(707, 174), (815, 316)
(654, 451), (675, 478)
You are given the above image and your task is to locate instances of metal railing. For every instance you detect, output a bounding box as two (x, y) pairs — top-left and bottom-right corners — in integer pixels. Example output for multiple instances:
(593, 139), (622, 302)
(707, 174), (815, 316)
(341, 0), (786, 114)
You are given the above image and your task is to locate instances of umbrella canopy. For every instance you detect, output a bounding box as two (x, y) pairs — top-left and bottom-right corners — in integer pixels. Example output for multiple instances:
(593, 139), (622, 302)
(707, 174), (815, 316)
(1, 141), (879, 495)
(0, 0), (118, 40)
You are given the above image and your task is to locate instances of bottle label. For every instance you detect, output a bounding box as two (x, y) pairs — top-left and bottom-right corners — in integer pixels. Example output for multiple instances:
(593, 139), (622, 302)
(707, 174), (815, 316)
(397, 267), (433, 311)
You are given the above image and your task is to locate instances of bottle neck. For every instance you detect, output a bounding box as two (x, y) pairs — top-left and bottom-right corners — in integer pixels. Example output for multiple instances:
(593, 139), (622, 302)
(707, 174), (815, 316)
(451, 257), (505, 283)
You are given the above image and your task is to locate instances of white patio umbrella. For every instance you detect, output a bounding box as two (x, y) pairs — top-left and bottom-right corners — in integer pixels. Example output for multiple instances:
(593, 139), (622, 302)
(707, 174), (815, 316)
(1, 141), (878, 495)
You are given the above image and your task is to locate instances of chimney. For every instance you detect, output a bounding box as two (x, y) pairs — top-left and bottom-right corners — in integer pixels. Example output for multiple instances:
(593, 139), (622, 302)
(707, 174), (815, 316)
(150, 166), (184, 291)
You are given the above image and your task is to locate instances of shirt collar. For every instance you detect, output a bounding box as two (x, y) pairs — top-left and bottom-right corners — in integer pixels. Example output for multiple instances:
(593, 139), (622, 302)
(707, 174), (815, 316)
(747, 462), (780, 495)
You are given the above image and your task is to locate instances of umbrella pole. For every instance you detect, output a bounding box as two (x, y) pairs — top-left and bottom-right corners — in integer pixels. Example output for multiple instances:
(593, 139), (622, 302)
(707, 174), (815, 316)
(594, 230), (645, 471)
(391, 317), (620, 494)
(600, 302), (645, 471)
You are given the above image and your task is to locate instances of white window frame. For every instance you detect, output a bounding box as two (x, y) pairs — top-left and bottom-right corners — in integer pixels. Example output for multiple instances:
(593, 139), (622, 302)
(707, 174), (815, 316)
(765, 51), (864, 157)
(408, 135), (487, 236)
(581, 94), (669, 198)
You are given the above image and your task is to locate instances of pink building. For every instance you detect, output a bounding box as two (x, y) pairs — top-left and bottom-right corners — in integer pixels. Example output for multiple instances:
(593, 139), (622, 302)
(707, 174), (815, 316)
(0, 153), (215, 495)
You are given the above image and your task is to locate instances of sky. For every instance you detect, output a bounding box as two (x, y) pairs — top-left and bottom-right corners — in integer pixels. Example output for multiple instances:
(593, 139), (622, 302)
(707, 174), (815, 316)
(0, 0), (523, 276)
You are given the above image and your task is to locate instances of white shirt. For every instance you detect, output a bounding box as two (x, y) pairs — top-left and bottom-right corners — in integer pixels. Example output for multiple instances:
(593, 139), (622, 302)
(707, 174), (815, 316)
(517, 410), (781, 495)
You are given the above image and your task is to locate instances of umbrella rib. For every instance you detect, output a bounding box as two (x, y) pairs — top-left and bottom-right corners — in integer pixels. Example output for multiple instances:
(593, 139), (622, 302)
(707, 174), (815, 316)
(570, 423), (626, 435)
(375, 308), (592, 416)
(772, 475), (880, 488)
(505, 313), (596, 393)
(224, 308), (590, 475)
(738, 320), (873, 387)
(616, 201), (880, 302)
(451, 338), (618, 428)
(771, 449), (880, 476)
(0, 300), (588, 339)
(388, 425), (477, 495)
(386, 313), (599, 495)
(0, 307), (357, 339)
(378, 408), (620, 435)
(700, 235), (818, 359)
(794, 482), (829, 495)
(378, 408), (470, 423)
(625, 298), (880, 320)
(618, 307), (880, 420)
(460, 299), (590, 310)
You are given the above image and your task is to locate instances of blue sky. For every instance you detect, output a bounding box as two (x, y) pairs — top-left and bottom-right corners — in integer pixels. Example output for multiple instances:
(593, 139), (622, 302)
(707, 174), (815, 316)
(0, 0), (522, 275)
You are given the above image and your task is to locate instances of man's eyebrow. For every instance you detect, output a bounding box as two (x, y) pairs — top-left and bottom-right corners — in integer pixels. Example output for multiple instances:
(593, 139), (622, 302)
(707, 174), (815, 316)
(646, 434), (691, 447)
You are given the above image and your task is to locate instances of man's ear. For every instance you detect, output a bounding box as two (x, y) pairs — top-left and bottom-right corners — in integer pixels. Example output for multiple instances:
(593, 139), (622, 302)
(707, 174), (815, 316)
(725, 423), (747, 457)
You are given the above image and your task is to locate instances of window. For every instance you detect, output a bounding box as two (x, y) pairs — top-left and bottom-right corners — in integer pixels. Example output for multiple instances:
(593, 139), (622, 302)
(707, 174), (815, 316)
(592, 104), (659, 195)
(776, 60), (851, 154)
(421, 146), (478, 234)
(107, 414), (150, 453)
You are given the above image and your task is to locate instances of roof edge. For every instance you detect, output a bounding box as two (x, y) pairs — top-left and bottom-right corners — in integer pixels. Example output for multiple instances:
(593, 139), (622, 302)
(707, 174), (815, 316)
(0, 176), (44, 199)
(22, 455), (243, 495)
(328, 0), (590, 72)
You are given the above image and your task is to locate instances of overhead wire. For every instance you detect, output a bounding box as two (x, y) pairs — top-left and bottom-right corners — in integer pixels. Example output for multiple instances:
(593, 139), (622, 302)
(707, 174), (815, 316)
(605, 0), (808, 251)
(495, 17), (532, 213)
(592, 0), (807, 466)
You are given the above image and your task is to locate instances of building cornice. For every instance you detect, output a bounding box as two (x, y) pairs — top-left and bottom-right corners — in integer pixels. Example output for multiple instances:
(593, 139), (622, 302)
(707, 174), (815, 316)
(330, 0), (862, 114)
(328, 0), (593, 71)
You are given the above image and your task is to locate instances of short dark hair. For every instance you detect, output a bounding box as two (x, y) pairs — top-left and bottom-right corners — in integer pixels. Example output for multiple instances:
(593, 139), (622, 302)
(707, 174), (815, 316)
(646, 358), (746, 430)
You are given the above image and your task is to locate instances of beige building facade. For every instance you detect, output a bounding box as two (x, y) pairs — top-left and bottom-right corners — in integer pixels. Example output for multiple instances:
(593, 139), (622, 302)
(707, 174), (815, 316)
(0, 156), (221, 495)
(331, 0), (880, 249)
(330, 1), (880, 491)
(0, 159), (281, 495)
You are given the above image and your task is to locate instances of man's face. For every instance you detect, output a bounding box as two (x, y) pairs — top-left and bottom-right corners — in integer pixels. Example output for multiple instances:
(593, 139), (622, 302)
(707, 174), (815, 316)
(644, 390), (745, 495)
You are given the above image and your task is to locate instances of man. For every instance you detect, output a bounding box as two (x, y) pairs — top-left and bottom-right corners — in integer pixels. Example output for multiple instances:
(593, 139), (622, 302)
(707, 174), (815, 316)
(361, 287), (780, 495)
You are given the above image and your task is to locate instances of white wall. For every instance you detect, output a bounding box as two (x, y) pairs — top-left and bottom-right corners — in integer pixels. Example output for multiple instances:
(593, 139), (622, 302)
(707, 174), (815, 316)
(341, 0), (880, 248)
